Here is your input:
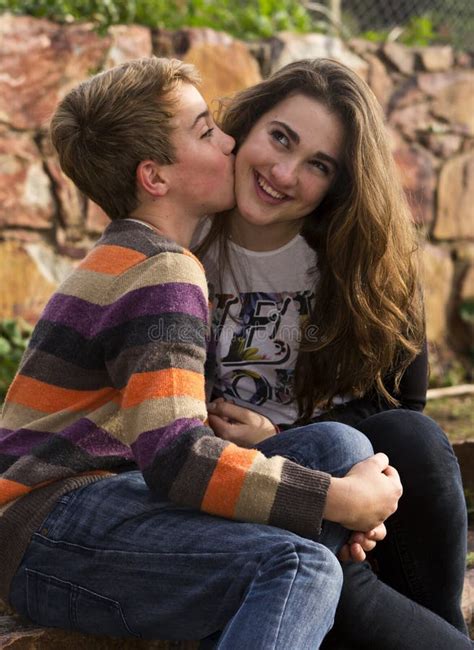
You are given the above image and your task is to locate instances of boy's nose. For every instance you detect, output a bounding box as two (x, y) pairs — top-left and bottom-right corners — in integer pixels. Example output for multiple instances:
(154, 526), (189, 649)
(220, 131), (236, 155)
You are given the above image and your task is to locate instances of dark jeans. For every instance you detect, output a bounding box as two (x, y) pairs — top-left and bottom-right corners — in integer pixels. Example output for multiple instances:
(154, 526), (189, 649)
(321, 409), (471, 649)
(9, 421), (370, 649)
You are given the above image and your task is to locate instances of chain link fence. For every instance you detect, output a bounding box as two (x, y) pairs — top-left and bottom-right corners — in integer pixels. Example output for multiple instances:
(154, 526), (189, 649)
(305, 0), (474, 50)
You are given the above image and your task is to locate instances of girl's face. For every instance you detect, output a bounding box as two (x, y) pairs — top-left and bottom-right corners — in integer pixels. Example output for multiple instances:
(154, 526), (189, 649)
(234, 93), (344, 232)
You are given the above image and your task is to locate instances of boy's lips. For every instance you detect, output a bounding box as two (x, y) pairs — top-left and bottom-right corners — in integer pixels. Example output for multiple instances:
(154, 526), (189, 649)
(253, 171), (290, 204)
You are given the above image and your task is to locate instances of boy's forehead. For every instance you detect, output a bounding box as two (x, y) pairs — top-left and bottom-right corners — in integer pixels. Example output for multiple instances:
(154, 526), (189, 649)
(172, 83), (209, 130)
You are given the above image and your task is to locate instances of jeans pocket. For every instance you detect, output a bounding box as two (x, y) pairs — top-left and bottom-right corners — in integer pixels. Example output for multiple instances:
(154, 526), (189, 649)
(25, 569), (140, 638)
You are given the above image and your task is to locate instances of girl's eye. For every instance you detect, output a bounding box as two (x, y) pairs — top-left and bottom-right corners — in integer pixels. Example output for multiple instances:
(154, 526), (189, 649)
(270, 129), (289, 147)
(311, 160), (330, 175)
(201, 127), (214, 139)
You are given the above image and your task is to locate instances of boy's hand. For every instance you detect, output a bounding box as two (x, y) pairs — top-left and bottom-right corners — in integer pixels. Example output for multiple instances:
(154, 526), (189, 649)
(338, 523), (387, 563)
(324, 453), (402, 531)
(208, 399), (276, 447)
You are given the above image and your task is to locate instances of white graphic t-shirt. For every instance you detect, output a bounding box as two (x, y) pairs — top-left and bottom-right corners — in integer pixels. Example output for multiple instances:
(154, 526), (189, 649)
(201, 229), (330, 425)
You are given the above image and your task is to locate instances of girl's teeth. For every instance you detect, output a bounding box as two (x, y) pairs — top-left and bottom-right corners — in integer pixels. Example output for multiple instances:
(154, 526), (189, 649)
(257, 174), (286, 199)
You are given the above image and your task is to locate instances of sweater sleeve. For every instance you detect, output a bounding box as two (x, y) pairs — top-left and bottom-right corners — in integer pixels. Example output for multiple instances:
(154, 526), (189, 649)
(105, 249), (330, 539)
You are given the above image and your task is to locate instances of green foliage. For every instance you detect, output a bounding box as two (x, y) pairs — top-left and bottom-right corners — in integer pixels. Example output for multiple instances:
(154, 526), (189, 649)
(0, 318), (32, 403)
(459, 298), (474, 325)
(399, 15), (435, 47)
(0, 0), (313, 39)
(467, 551), (474, 569)
(465, 488), (474, 526)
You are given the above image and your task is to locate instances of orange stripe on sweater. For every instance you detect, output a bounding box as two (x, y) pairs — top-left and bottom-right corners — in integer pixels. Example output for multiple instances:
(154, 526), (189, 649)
(79, 245), (146, 275)
(7, 375), (117, 414)
(0, 471), (113, 506)
(121, 368), (204, 408)
(202, 445), (258, 518)
(0, 477), (31, 504)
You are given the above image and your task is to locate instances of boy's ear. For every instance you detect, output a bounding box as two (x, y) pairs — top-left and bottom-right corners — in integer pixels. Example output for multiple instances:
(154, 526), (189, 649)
(136, 160), (169, 198)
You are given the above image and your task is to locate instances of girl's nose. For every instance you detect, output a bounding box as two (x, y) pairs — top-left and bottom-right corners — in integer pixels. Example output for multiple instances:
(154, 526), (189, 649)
(270, 161), (298, 188)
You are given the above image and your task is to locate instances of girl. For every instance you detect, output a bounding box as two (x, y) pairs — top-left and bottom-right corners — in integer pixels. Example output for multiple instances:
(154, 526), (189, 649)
(197, 59), (470, 648)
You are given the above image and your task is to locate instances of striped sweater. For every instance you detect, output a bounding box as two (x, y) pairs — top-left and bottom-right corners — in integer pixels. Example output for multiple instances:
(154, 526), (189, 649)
(0, 219), (330, 602)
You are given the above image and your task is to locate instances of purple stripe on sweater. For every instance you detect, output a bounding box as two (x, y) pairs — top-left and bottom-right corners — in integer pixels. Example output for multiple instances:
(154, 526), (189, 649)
(131, 418), (204, 470)
(0, 428), (47, 455)
(42, 283), (208, 339)
(61, 419), (134, 458)
(0, 420), (133, 459)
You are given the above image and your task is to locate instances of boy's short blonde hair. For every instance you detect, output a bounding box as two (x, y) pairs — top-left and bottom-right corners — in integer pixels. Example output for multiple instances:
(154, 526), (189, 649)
(50, 57), (200, 221)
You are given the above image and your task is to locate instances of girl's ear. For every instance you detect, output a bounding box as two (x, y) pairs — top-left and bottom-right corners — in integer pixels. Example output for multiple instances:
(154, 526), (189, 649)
(136, 160), (170, 198)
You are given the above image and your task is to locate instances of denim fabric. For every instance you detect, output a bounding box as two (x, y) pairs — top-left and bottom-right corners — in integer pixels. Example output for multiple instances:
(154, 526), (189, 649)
(321, 409), (472, 649)
(9, 421), (372, 649)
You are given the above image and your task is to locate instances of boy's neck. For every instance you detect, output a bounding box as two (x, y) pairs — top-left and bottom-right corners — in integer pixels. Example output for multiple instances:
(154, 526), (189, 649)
(130, 204), (199, 249)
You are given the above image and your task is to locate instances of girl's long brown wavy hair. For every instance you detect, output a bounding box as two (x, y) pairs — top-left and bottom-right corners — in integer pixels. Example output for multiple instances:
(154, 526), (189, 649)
(196, 58), (425, 421)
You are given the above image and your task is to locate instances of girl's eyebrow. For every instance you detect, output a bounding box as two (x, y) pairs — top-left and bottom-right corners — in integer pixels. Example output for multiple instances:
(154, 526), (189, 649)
(270, 120), (300, 144)
(270, 120), (339, 170)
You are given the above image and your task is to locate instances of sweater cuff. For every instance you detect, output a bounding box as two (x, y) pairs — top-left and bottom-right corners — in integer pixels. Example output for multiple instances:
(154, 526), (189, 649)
(269, 461), (331, 539)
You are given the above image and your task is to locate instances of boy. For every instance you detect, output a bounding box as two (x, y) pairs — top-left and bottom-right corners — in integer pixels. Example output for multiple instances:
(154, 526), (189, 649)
(0, 57), (400, 647)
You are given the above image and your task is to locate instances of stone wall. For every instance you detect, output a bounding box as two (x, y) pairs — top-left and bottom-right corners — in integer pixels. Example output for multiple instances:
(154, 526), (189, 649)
(1, 15), (473, 378)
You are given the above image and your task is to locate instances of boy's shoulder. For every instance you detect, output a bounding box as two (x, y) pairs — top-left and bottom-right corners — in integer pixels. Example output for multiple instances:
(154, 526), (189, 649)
(74, 218), (195, 279)
(97, 218), (184, 260)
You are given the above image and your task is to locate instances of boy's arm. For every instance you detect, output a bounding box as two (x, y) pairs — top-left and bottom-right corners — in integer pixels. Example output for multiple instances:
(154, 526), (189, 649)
(105, 250), (332, 539)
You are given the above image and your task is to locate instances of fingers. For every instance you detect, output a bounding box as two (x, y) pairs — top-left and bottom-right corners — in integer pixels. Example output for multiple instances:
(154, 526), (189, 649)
(338, 545), (352, 563)
(208, 414), (233, 439)
(349, 543), (366, 562)
(370, 523), (387, 542)
(338, 543), (366, 563)
(208, 400), (250, 425)
(370, 452), (390, 471)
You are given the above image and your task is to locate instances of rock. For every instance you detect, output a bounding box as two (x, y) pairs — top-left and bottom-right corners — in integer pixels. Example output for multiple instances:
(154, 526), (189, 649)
(391, 140), (436, 227)
(39, 136), (86, 241)
(86, 201), (111, 235)
(388, 102), (433, 141)
(388, 77), (424, 112)
(0, 127), (53, 230)
(420, 132), (463, 159)
(270, 32), (368, 80)
(417, 45), (454, 72)
(0, 240), (58, 323)
(154, 27), (234, 59)
(347, 38), (379, 57)
(434, 152), (474, 240)
(420, 243), (454, 344)
(461, 264), (474, 301)
(417, 70), (473, 97)
(365, 54), (393, 108)
(0, 15), (111, 130)
(382, 42), (415, 76)
(104, 25), (153, 69)
(432, 78), (474, 136)
(183, 40), (261, 107)
(462, 568), (474, 640)
(0, 614), (199, 649)
(455, 51), (473, 69)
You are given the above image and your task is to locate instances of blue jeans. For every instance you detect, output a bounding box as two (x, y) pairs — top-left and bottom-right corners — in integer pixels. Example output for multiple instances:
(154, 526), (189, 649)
(321, 410), (472, 649)
(9, 421), (372, 649)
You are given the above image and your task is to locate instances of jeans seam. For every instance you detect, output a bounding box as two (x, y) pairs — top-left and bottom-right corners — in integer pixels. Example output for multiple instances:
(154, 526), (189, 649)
(272, 545), (299, 649)
(390, 514), (430, 604)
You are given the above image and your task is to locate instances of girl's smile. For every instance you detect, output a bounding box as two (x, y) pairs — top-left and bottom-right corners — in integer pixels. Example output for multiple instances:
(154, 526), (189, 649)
(231, 92), (344, 250)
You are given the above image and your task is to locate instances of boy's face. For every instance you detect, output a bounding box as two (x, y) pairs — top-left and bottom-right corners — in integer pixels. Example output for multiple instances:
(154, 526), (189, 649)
(168, 83), (236, 217)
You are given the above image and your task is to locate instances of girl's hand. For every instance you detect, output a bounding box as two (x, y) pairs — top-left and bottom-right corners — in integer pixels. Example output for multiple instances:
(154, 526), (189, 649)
(207, 398), (277, 447)
(338, 523), (387, 563)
